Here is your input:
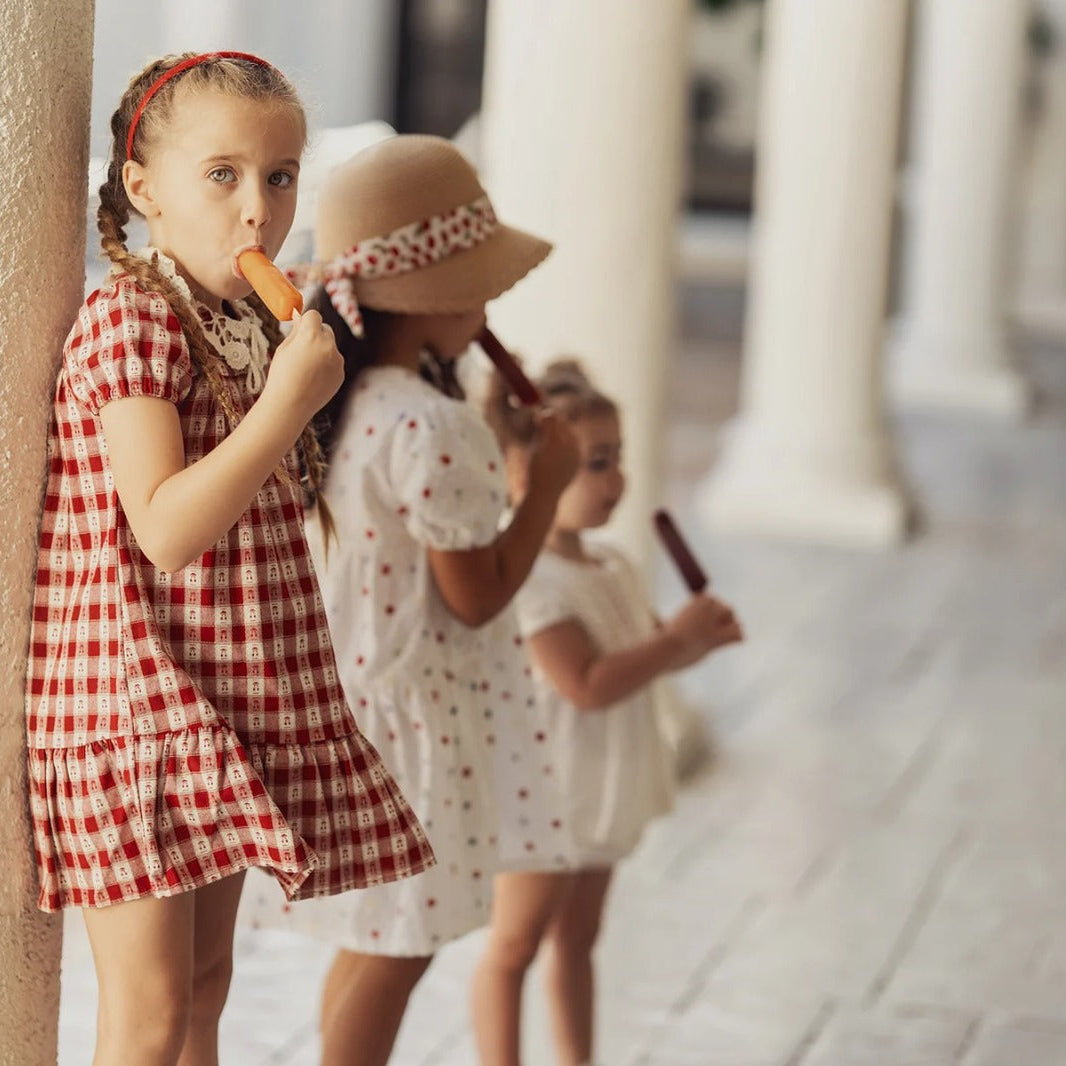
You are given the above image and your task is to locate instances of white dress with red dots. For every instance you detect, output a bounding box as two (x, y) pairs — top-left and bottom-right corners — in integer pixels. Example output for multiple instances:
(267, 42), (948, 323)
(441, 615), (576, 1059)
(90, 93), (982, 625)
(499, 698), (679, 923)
(240, 365), (569, 956)
(24, 253), (434, 912)
(515, 544), (675, 868)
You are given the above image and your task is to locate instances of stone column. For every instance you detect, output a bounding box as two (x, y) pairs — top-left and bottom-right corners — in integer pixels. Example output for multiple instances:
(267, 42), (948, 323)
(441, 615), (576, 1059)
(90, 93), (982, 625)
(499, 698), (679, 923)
(0, 1), (95, 1061)
(889, 0), (1031, 417)
(478, 0), (689, 564)
(700, 0), (910, 547)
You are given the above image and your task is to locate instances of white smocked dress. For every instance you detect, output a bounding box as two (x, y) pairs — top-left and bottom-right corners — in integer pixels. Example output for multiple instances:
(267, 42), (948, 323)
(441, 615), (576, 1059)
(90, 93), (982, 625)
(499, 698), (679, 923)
(241, 366), (569, 955)
(515, 544), (675, 868)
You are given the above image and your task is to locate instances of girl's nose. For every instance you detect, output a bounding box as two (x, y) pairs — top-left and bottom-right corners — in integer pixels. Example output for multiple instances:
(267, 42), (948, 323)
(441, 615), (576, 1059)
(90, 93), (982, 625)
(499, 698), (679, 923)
(241, 185), (271, 230)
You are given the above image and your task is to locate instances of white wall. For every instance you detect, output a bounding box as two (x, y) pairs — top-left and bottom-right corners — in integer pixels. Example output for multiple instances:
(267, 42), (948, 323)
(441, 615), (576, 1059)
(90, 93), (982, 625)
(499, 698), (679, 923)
(90, 0), (399, 157)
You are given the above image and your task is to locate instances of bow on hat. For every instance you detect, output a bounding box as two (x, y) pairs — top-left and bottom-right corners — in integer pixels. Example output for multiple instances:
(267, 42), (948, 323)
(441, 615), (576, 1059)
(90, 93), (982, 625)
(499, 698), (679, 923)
(287, 195), (498, 337)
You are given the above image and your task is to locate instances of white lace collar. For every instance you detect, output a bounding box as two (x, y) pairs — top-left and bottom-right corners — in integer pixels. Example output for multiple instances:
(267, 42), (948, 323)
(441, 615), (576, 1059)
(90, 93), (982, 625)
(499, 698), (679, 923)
(127, 248), (271, 393)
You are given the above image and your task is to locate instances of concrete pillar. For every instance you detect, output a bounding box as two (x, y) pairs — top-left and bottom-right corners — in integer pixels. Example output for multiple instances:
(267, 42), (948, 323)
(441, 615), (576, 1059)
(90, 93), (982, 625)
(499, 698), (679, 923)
(700, 0), (910, 548)
(890, 0), (1031, 418)
(478, 0), (689, 564)
(0, 1), (95, 1061)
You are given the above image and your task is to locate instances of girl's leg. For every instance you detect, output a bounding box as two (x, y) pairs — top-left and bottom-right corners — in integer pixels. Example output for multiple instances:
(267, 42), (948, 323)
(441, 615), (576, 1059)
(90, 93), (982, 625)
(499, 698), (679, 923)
(319, 949), (360, 1034)
(471, 871), (570, 1066)
(177, 871), (247, 1066)
(320, 951), (433, 1066)
(542, 867), (613, 1066)
(83, 891), (196, 1066)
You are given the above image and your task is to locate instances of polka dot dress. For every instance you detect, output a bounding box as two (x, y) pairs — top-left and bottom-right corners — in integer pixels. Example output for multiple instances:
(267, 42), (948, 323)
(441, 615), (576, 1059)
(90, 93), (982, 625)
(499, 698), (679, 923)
(240, 366), (568, 956)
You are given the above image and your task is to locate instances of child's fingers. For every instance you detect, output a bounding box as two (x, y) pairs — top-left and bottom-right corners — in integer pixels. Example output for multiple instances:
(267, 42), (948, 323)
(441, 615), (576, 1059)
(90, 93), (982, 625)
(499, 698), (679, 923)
(532, 408), (563, 431)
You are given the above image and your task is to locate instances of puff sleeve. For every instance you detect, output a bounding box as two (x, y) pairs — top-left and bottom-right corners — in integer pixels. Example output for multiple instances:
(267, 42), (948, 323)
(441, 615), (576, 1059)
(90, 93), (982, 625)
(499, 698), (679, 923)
(384, 397), (508, 551)
(515, 555), (581, 638)
(66, 276), (193, 415)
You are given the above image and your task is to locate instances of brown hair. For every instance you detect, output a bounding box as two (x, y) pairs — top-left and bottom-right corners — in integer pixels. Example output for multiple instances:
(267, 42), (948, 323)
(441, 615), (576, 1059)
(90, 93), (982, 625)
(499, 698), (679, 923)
(309, 285), (466, 462)
(485, 357), (618, 451)
(96, 53), (329, 512)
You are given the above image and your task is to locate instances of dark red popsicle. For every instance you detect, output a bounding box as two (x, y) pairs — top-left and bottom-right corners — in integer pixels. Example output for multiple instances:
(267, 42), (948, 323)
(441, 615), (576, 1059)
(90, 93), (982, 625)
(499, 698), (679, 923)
(478, 326), (542, 407)
(654, 509), (709, 594)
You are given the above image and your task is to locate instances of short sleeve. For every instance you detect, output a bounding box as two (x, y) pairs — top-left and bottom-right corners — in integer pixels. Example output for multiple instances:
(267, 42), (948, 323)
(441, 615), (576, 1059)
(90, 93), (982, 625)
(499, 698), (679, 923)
(516, 556), (580, 638)
(66, 277), (193, 415)
(385, 396), (508, 551)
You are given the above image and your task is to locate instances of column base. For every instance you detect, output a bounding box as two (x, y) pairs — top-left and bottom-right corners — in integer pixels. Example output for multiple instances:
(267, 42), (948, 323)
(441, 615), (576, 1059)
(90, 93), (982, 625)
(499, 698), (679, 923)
(887, 324), (1030, 419)
(1013, 291), (1066, 341)
(698, 417), (910, 549)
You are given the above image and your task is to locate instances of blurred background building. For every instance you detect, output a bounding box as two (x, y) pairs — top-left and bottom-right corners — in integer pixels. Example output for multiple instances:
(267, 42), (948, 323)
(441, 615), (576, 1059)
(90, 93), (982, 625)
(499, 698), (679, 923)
(4, 1), (1066, 1062)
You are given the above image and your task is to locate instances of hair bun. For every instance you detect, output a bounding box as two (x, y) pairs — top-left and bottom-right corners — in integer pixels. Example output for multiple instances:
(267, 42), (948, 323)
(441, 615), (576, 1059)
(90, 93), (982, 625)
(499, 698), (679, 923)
(539, 358), (590, 396)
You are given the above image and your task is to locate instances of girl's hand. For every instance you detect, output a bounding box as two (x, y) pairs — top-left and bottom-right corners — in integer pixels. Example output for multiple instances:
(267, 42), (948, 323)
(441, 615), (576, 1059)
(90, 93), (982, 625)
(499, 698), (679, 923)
(665, 594), (744, 668)
(526, 410), (580, 497)
(262, 310), (344, 421)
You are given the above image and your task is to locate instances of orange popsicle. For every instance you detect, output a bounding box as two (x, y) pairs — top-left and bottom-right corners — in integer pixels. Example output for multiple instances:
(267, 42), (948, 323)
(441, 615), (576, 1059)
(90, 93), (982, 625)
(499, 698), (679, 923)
(237, 249), (303, 321)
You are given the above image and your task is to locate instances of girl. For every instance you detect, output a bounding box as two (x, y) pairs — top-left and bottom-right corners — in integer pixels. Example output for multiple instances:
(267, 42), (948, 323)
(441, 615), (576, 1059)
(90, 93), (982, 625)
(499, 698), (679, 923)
(25, 53), (432, 1066)
(242, 134), (577, 1066)
(474, 361), (744, 1066)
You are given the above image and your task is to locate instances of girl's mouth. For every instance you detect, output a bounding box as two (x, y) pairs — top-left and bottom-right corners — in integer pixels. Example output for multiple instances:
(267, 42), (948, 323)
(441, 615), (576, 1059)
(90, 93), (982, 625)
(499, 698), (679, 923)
(232, 243), (266, 280)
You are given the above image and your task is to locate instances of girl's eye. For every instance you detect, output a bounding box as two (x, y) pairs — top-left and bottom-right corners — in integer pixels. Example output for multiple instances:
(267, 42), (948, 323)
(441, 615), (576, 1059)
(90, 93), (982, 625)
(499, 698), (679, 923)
(268, 171), (295, 189)
(208, 167), (236, 184)
(587, 459), (611, 472)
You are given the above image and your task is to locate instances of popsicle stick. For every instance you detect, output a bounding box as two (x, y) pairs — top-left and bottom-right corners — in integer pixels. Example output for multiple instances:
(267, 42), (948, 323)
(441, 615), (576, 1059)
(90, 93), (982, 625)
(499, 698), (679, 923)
(478, 326), (542, 406)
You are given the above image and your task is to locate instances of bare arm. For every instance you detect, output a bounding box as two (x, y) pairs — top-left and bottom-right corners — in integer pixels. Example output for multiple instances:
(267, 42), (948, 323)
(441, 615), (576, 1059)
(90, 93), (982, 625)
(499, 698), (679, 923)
(426, 411), (579, 628)
(527, 620), (686, 712)
(101, 389), (311, 571)
(528, 594), (745, 712)
(426, 475), (565, 627)
(100, 310), (342, 572)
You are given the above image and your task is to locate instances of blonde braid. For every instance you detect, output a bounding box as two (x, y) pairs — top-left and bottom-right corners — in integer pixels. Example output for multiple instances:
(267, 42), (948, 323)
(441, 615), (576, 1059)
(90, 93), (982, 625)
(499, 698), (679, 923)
(244, 291), (336, 540)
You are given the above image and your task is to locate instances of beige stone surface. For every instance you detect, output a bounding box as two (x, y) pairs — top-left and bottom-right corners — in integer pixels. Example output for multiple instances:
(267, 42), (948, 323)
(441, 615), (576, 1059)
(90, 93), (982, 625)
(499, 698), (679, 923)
(0, 3), (95, 1063)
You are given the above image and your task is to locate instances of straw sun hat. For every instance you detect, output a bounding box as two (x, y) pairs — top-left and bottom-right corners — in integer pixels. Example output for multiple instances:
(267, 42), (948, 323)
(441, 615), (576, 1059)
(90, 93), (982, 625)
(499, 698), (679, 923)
(313, 134), (552, 316)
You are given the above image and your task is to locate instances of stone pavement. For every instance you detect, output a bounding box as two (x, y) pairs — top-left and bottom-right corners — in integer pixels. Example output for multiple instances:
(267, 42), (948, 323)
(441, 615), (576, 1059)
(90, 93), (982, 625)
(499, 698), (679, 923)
(57, 293), (1066, 1064)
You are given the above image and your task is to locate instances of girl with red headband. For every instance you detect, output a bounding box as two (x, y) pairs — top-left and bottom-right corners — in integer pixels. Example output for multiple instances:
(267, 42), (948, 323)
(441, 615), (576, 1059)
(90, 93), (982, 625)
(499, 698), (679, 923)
(24, 53), (433, 1065)
(240, 134), (579, 1065)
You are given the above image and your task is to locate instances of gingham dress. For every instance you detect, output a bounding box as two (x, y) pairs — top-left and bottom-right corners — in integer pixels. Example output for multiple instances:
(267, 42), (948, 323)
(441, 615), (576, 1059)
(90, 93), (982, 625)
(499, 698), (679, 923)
(25, 256), (434, 912)
(241, 366), (569, 955)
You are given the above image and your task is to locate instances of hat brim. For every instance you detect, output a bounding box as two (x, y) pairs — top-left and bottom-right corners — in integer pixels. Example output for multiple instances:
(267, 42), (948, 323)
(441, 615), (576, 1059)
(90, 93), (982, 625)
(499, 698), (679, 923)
(353, 223), (552, 315)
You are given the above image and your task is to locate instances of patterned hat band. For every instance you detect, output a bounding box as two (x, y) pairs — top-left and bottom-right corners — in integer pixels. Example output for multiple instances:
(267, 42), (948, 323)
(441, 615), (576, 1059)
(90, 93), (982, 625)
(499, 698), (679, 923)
(288, 195), (498, 337)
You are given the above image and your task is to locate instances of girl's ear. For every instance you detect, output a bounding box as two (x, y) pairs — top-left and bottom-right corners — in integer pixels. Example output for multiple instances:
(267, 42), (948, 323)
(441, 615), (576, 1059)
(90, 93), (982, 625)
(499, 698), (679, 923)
(122, 159), (160, 218)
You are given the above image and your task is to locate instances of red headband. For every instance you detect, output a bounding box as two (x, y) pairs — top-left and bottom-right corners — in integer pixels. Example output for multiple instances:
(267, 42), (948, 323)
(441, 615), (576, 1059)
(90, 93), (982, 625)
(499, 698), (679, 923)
(125, 51), (275, 159)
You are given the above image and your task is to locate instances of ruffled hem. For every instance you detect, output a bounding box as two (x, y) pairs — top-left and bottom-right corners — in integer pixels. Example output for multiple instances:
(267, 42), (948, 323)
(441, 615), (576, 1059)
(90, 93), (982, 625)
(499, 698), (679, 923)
(29, 724), (434, 912)
(245, 730), (436, 901)
(30, 725), (316, 912)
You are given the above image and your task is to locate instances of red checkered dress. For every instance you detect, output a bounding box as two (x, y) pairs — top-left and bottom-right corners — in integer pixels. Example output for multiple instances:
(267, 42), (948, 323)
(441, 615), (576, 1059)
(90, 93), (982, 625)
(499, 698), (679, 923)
(25, 270), (435, 912)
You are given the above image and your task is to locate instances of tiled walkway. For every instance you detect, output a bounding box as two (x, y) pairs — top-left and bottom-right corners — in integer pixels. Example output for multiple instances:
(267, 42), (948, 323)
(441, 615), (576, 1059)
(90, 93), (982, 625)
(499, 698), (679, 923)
(58, 292), (1066, 1064)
